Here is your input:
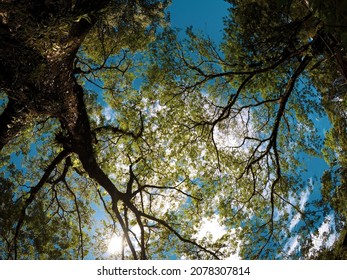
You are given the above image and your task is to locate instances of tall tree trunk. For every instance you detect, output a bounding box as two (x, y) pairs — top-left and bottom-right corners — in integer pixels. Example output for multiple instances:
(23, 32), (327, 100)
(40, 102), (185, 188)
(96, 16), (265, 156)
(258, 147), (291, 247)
(0, 0), (112, 150)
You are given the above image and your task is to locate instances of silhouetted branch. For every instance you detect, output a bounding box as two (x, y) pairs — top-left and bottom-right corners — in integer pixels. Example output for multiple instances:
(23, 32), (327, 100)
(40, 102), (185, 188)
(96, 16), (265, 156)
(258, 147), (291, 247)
(12, 149), (71, 259)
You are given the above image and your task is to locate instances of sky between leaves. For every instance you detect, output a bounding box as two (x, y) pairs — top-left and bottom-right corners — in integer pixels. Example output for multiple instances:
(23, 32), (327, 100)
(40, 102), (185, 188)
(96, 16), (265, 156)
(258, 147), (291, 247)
(92, 0), (232, 260)
(99, 0), (335, 259)
(158, 0), (335, 259)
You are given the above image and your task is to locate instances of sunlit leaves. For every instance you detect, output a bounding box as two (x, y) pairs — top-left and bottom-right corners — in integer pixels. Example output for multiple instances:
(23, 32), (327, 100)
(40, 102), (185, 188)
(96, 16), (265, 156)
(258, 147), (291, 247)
(139, 0), (346, 260)
(1, 0), (346, 260)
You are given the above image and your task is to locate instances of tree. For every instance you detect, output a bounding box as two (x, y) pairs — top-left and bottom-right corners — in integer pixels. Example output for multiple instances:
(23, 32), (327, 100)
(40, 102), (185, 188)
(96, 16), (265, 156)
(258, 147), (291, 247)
(1, 0), (346, 260)
(0, 0), (189, 260)
(146, 0), (347, 258)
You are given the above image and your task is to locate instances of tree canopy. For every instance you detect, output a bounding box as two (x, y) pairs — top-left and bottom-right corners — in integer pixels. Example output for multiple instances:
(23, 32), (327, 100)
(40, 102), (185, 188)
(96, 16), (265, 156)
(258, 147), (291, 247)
(0, 0), (347, 260)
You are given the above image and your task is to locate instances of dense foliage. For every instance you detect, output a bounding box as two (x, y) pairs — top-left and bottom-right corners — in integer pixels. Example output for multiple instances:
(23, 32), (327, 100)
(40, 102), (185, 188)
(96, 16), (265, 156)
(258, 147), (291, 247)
(0, 0), (346, 259)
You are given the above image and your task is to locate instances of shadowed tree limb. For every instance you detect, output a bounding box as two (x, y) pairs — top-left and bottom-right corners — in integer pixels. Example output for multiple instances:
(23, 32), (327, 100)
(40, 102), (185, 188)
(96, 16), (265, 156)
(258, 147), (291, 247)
(11, 149), (71, 259)
(124, 201), (221, 259)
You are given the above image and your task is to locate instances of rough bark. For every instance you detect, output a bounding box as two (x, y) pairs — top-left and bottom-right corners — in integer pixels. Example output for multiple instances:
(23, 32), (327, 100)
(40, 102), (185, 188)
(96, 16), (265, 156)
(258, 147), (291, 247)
(0, 1), (111, 148)
(0, 1), (127, 199)
(59, 78), (125, 202)
(0, 1), (220, 260)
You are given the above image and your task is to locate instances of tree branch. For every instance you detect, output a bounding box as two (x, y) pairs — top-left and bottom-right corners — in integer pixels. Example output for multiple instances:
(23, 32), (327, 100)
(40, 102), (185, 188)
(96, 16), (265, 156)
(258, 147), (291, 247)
(125, 202), (221, 259)
(12, 149), (71, 259)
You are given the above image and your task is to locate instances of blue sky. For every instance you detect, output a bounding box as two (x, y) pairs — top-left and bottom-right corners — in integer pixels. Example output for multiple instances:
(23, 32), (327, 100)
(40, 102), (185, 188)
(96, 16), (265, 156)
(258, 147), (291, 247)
(169, 0), (229, 41)
(89, 0), (232, 259)
(2, 0), (332, 259)
(168, 0), (335, 258)
(92, 0), (334, 259)
(0, 0), (336, 261)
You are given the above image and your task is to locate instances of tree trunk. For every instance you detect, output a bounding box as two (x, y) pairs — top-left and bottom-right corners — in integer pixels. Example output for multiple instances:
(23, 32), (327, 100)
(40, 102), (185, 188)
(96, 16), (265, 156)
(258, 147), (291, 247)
(0, 0), (110, 148)
(0, 0), (125, 203)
